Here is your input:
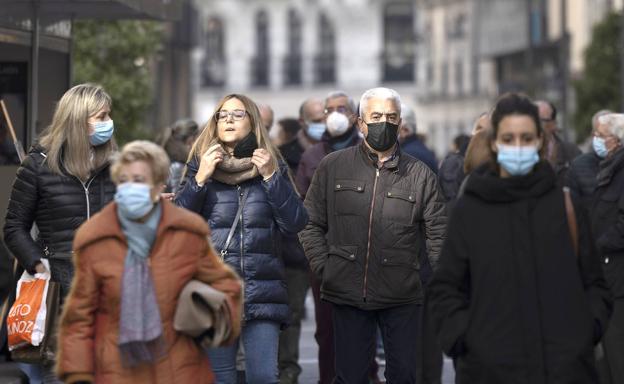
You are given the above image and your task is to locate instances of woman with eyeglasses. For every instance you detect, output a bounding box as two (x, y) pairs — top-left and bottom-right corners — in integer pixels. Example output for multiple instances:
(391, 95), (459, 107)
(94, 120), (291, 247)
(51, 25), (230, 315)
(176, 94), (308, 384)
(428, 93), (611, 383)
(589, 113), (624, 384)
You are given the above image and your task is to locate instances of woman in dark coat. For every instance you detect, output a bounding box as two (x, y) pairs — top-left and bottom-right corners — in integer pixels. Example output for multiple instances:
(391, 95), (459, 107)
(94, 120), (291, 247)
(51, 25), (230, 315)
(3, 83), (117, 382)
(428, 93), (611, 384)
(176, 94), (308, 384)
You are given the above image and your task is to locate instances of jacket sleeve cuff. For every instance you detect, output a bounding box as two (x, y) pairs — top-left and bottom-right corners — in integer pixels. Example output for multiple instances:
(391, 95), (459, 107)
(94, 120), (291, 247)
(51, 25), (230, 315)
(64, 373), (94, 383)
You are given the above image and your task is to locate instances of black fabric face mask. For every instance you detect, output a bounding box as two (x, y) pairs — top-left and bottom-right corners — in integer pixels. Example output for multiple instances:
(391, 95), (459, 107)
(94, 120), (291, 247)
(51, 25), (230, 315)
(365, 121), (399, 152)
(233, 131), (259, 158)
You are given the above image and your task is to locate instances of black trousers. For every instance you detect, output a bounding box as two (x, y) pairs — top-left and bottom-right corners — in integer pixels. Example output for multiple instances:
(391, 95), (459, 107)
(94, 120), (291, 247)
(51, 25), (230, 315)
(332, 302), (421, 384)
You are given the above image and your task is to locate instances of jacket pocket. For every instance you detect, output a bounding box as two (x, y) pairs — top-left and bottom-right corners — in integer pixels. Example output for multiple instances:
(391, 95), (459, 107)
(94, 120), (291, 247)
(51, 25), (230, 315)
(377, 248), (421, 301)
(322, 245), (359, 296)
(383, 188), (418, 224)
(334, 179), (367, 216)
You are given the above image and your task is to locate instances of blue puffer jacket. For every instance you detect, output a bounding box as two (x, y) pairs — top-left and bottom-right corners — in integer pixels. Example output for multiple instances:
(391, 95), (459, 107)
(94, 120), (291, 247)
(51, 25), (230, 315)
(176, 157), (308, 324)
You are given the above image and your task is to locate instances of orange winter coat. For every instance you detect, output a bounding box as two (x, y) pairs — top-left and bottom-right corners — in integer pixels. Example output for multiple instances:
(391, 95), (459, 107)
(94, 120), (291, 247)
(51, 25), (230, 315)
(56, 200), (242, 384)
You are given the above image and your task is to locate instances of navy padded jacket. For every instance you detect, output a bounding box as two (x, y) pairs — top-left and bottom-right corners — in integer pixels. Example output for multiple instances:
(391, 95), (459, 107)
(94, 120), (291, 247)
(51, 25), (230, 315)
(176, 157), (308, 324)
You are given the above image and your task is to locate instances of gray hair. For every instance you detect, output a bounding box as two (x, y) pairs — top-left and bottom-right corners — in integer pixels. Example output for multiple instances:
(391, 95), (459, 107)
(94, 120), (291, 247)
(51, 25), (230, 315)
(592, 109), (612, 130)
(400, 103), (417, 134)
(599, 113), (624, 141)
(359, 87), (402, 118)
(325, 90), (356, 113)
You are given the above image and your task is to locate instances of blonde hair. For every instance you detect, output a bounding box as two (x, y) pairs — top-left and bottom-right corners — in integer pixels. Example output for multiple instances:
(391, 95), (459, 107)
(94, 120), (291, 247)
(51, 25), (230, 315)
(188, 94), (281, 173)
(39, 83), (117, 181)
(110, 140), (170, 186)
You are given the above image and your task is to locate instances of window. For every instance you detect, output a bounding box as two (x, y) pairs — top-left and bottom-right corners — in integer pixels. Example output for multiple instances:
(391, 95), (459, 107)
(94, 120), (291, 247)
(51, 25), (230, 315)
(284, 8), (302, 85)
(455, 59), (463, 96)
(441, 61), (449, 96)
(201, 17), (226, 87)
(251, 10), (270, 87)
(315, 12), (335, 84)
(382, 2), (415, 82)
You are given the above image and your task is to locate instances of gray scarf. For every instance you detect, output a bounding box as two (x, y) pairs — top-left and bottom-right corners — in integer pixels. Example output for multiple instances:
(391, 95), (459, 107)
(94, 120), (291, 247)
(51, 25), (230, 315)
(117, 203), (166, 367)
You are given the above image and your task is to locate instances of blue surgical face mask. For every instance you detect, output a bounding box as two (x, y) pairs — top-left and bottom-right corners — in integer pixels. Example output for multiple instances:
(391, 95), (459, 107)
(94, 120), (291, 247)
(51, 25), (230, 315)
(593, 136), (609, 158)
(496, 144), (540, 176)
(115, 182), (154, 220)
(306, 122), (326, 141)
(89, 119), (114, 146)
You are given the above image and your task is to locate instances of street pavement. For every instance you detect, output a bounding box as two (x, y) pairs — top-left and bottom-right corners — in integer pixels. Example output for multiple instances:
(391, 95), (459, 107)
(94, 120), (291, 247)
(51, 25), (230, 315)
(297, 292), (456, 384)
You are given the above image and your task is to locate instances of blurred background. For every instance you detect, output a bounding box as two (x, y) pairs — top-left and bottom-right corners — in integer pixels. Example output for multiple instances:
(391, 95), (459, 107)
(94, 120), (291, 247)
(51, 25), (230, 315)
(2, 0), (624, 158)
(1, 1), (623, 381)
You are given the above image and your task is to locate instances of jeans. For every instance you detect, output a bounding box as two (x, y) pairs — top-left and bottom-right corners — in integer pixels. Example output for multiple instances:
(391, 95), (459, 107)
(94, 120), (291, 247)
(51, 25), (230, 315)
(18, 363), (62, 384)
(278, 267), (309, 383)
(332, 303), (421, 384)
(207, 320), (280, 384)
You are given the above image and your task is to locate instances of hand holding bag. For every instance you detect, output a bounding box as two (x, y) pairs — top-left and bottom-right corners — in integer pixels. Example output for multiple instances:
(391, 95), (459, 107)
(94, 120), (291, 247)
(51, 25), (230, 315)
(7, 259), (60, 364)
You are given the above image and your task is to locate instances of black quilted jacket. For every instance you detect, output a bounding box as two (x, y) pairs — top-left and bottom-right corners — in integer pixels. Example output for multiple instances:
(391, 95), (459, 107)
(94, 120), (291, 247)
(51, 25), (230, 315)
(3, 146), (115, 272)
(300, 144), (447, 309)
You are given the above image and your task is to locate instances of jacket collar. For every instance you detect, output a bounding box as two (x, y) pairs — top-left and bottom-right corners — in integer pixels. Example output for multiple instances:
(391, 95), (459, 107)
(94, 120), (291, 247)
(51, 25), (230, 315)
(73, 198), (209, 250)
(359, 142), (401, 171)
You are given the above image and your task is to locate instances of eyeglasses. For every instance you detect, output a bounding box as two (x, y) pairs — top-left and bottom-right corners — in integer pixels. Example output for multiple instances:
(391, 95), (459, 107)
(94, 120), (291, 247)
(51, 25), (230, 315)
(215, 109), (247, 121)
(594, 131), (618, 140)
(324, 106), (350, 115)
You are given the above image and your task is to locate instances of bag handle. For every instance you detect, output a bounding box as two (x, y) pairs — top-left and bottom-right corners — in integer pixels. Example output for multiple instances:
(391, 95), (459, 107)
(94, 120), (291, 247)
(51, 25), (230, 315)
(563, 187), (579, 258)
(221, 187), (249, 259)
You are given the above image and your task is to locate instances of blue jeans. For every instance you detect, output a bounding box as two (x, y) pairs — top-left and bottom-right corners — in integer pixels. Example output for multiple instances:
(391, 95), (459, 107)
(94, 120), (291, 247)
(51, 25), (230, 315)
(207, 320), (280, 384)
(18, 363), (62, 384)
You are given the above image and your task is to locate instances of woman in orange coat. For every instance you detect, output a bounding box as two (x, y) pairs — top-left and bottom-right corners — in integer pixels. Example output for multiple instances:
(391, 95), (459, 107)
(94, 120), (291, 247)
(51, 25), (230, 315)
(56, 140), (242, 384)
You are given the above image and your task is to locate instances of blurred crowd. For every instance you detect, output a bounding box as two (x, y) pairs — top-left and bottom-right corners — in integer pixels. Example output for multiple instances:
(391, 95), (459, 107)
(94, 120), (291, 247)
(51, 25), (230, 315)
(0, 83), (622, 384)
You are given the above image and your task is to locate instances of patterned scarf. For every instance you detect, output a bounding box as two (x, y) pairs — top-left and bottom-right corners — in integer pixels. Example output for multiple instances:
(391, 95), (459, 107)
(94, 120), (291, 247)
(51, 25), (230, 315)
(117, 203), (166, 367)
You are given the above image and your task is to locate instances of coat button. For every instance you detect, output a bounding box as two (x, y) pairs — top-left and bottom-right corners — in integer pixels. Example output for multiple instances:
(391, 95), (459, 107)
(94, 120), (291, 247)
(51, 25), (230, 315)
(336, 184), (341, 188)
(605, 257), (610, 264)
(350, 254), (355, 259)
(383, 258), (388, 263)
(357, 187), (362, 191)
(409, 196), (413, 200)
(388, 192), (392, 196)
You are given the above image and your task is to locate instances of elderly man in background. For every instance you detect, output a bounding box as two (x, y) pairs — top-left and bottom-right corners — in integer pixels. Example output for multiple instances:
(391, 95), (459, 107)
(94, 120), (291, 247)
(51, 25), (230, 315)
(300, 87), (446, 383)
(565, 109), (612, 210)
(590, 113), (624, 384)
(398, 104), (437, 173)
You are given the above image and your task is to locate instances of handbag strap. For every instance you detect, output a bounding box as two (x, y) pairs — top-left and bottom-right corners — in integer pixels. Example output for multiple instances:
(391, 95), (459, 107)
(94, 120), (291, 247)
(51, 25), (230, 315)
(221, 187), (249, 258)
(563, 187), (579, 258)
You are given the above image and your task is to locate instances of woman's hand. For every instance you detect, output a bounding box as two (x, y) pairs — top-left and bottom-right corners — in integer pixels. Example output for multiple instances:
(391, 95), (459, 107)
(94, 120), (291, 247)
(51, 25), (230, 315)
(195, 144), (224, 186)
(161, 192), (175, 201)
(251, 149), (275, 179)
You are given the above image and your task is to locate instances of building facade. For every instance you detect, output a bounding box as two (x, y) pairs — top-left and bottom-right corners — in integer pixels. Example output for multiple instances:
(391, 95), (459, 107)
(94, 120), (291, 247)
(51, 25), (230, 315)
(193, 0), (445, 150)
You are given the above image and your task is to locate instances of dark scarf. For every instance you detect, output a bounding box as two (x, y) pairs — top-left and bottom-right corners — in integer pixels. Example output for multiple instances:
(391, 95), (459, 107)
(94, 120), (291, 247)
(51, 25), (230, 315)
(597, 147), (624, 187)
(212, 154), (260, 185)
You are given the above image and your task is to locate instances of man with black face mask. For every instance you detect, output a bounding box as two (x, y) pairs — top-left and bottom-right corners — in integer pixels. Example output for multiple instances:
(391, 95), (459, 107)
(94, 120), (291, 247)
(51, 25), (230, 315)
(300, 87), (447, 383)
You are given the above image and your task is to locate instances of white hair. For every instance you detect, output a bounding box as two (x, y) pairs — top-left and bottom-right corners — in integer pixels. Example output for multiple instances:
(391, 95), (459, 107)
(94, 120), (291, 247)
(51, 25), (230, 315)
(400, 103), (417, 134)
(592, 109), (612, 130)
(599, 113), (624, 141)
(325, 90), (357, 113)
(359, 87), (402, 118)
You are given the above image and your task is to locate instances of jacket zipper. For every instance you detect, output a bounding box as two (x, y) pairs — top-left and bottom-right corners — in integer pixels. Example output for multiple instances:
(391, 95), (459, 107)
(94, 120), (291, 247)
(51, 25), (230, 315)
(363, 168), (380, 301)
(238, 185), (245, 279)
(71, 165), (106, 220)
(80, 177), (97, 220)
(238, 185), (246, 321)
